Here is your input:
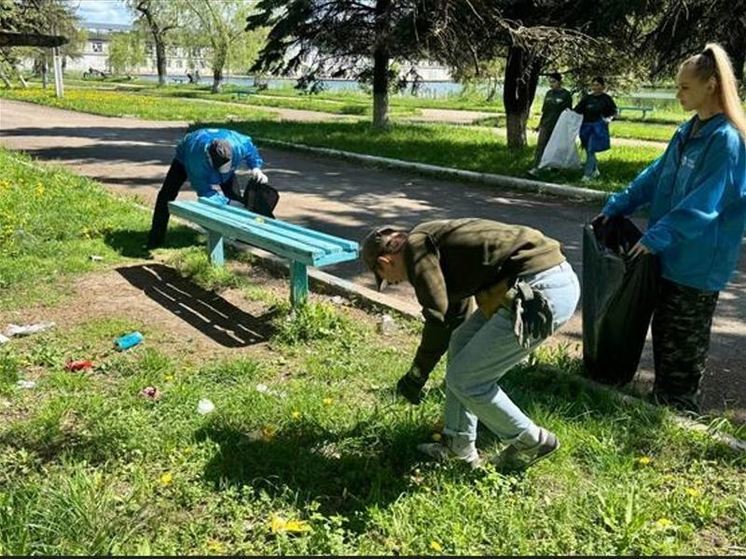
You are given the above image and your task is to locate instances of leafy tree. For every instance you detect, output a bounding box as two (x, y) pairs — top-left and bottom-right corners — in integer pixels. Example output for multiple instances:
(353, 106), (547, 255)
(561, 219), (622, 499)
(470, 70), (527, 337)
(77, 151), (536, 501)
(425, 0), (659, 149)
(107, 30), (146, 75)
(180, 0), (255, 93)
(126, 0), (182, 86)
(0, 0), (81, 89)
(641, 0), (745, 93)
(247, 0), (431, 128)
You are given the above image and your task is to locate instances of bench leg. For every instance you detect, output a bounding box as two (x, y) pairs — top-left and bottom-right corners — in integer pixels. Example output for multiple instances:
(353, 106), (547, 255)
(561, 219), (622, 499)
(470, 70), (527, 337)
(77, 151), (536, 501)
(290, 261), (308, 307)
(207, 231), (225, 266)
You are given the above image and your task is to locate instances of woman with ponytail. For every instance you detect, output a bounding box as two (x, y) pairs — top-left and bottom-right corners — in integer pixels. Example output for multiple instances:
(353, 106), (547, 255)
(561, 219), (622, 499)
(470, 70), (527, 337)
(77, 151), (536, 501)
(597, 43), (746, 412)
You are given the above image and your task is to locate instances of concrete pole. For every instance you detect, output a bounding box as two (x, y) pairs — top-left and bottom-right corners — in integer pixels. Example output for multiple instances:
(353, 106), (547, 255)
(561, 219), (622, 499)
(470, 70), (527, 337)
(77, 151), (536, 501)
(53, 47), (64, 98)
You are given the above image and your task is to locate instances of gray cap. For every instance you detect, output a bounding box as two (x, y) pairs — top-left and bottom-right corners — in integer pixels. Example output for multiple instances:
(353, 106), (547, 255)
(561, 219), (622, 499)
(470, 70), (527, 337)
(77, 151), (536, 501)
(360, 225), (404, 291)
(208, 139), (233, 173)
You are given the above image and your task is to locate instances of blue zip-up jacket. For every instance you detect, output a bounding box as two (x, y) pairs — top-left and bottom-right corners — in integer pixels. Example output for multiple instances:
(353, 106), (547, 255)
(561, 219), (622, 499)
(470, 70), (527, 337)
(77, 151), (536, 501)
(174, 128), (264, 199)
(603, 114), (746, 291)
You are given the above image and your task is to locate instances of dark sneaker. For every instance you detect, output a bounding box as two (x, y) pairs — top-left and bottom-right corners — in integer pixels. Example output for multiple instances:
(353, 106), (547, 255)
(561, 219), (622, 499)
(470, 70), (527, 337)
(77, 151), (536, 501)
(491, 428), (560, 471)
(417, 439), (483, 469)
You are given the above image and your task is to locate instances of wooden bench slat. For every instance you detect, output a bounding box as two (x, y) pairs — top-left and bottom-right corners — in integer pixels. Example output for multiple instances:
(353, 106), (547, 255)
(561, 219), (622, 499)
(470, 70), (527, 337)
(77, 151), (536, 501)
(199, 197), (359, 252)
(197, 198), (350, 254)
(170, 201), (327, 265)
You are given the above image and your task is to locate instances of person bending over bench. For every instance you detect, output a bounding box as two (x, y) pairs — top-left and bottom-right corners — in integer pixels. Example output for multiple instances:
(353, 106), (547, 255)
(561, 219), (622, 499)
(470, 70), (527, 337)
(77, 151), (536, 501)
(147, 127), (277, 249)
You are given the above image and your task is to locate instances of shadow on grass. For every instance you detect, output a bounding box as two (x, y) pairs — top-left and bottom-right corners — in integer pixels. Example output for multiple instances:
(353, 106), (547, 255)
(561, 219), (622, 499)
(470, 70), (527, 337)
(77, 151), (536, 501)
(117, 263), (277, 347)
(195, 420), (455, 528)
(104, 226), (201, 259)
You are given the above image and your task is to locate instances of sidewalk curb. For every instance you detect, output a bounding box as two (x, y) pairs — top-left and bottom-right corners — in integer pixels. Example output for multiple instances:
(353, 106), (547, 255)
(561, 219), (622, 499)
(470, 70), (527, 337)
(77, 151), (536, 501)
(255, 137), (611, 202)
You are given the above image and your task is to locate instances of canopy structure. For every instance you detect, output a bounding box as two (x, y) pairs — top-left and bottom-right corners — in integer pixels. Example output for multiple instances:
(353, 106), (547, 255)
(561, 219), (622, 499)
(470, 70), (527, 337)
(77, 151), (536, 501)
(0, 31), (68, 48)
(0, 30), (68, 96)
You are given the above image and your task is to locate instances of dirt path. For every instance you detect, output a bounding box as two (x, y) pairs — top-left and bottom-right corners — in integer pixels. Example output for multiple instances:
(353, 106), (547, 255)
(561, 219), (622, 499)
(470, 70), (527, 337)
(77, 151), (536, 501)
(1, 98), (743, 420)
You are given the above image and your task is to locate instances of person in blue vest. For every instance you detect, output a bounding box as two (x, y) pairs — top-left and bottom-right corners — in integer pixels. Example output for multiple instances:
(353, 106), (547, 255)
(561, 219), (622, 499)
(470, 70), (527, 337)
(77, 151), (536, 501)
(574, 77), (617, 181)
(597, 43), (746, 412)
(147, 128), (268, 249)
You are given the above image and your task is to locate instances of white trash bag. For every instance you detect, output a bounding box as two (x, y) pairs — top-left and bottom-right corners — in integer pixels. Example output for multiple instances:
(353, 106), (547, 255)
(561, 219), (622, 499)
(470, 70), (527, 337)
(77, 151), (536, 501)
(539, 109), (583, 170)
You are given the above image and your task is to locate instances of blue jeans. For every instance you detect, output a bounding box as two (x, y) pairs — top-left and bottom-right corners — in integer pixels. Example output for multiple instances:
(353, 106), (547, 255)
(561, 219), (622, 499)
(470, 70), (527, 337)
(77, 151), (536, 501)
(584, 149), (598, 177)
(443, 262), (580, 447)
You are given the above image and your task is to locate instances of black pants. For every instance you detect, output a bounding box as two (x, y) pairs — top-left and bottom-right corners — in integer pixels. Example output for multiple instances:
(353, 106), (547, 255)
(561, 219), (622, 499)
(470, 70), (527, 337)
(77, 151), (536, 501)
(651, 277), (719, 412)
(147, 159), (241, 248)
(533, 124), (553, 167)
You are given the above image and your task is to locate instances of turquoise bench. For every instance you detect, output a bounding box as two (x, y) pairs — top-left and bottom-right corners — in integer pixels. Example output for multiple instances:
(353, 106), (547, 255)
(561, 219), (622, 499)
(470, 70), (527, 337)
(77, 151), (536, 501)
(168, 197), (359, 306)
(617, 105), (655, 119)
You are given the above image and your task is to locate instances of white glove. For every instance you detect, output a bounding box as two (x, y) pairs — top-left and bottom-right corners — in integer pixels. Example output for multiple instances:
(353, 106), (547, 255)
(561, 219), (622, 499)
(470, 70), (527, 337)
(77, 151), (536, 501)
(248, 167), (268, 185)
(603, 116), (613, 124)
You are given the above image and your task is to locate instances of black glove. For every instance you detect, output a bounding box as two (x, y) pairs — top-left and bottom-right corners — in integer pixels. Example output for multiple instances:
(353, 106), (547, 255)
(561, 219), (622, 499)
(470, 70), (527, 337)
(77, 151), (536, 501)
(396, 365), (427, 405)
(510, 281), (554, 349)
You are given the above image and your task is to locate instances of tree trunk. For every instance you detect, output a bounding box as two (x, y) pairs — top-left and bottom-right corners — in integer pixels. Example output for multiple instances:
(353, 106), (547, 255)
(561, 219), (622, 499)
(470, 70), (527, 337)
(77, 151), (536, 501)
(372, 46), (390, 128)
(155, 39), (167, 86)
(41, 55), (48, 89)
(212, 66), (223, 93)
(139, 4), (168, 86)
(211, 39), (228, 93)
(0, 68), (12, 88)
(725, 34), (745, 97)
(372, 0), (391, 128)
(503, 46), (543, 150)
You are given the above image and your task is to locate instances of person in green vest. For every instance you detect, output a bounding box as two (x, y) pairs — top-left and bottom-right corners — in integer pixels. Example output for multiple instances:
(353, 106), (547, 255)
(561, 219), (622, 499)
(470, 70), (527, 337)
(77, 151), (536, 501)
(528, 72), (573, 177)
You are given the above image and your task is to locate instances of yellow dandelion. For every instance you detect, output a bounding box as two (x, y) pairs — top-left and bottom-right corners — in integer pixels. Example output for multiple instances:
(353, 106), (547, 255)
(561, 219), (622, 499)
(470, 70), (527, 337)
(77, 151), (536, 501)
(271, 515), (311, 534)
(291, 410), (301, 419)
(323, 398), (333, 406)
(655, 517), (673, 529)
(430, 541), (443, 552)
(164, 374), (174, 382)
(637, 456), (652, 465)
(685, 487), (701, 497)
(159, 471), (173, 486)
(207, 540), (226, 553)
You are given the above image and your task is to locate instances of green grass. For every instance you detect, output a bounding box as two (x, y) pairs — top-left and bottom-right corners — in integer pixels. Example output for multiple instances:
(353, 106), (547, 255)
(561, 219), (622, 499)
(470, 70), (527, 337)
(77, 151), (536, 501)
(139, 84), (420, 117)
(0, 152), (744, 555)
(212, 119), (664, 193)
(0, 86), (273, 121)
(23, 76), (697, 125)
(0, 149), (201, 309)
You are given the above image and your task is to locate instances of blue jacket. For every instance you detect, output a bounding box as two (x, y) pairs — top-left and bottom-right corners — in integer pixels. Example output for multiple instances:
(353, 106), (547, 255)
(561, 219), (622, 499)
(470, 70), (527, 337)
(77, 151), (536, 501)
(174, 128), (264, 199)
(603, 114), (746, 291)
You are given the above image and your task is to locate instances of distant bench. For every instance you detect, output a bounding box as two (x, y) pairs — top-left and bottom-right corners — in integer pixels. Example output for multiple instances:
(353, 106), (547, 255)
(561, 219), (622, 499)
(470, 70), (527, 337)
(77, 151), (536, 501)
(617, 106), (655, 119)
(234, 85), (268, 100)
(169, 197), (359, 306)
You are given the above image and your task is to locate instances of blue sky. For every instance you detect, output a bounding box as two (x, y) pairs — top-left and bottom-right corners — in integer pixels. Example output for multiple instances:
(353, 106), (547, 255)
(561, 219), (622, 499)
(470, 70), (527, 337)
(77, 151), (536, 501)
(72, 0), (134, 25)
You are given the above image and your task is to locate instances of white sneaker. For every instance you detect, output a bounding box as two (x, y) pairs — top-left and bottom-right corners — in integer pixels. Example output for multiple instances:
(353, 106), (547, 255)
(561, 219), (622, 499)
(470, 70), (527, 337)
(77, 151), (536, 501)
(527, 168), (539, 177)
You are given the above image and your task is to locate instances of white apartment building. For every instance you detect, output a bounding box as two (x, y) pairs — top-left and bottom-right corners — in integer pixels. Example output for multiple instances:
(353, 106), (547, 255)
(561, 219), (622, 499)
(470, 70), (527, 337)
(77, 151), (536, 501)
(50, 22), (451, 82)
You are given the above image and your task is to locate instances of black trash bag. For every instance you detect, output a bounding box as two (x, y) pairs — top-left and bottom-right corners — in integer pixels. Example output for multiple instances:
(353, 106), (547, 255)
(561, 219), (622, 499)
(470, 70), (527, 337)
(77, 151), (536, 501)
(242, 177), (279, 219)
(582, 216), (659, 385)
(221, 175), (280, 219)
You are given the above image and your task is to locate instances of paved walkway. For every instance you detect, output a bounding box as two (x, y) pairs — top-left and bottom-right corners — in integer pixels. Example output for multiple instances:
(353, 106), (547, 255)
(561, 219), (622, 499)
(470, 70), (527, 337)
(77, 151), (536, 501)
(1, 98), (743, 419)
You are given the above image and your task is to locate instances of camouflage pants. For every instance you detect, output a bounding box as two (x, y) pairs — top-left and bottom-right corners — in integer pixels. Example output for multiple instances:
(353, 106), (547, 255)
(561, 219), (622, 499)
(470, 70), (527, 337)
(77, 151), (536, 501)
(651, 278), (719, 412)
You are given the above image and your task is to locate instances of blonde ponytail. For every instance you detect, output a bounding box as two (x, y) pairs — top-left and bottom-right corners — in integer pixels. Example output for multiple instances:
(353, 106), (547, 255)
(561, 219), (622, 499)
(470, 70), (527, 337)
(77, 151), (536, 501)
(681, 43), (746, 138)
